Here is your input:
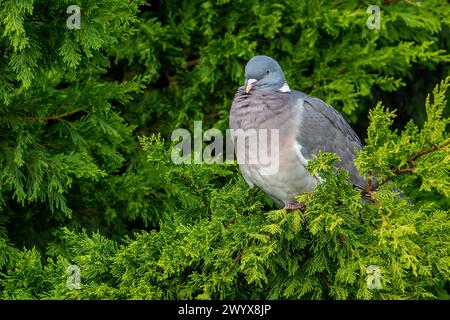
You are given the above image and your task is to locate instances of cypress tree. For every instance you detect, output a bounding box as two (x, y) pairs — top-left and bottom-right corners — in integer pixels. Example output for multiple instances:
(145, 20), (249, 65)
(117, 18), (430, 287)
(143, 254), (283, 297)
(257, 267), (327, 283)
(0, 0), (449, 300)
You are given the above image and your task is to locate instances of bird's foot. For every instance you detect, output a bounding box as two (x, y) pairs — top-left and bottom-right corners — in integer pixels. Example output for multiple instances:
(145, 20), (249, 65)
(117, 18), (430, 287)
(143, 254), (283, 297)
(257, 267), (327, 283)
(283, 201), (306, 211)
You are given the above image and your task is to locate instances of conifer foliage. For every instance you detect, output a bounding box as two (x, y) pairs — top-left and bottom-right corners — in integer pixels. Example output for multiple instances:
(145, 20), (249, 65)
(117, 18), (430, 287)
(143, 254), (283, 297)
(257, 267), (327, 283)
(0, 0), (449, 299)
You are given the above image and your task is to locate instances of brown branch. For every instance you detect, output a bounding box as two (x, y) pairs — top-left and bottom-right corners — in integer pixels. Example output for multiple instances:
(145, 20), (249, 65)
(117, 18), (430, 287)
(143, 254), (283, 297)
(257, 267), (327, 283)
(392, 167), (415, 174)
(363, 177), (379, 203)
(320, 273), (330, 290)
(163, 71), (179, 90)
(377, 168), (414, 188)
(79, 207), (97, 214)
(409, 139), (449, 162)
(234, 250), (243, 262)
(22, 108), (87, 122)
(223, 218), (236, 229)
(186, 58), (200, 67)
(233, 239), (254, 263)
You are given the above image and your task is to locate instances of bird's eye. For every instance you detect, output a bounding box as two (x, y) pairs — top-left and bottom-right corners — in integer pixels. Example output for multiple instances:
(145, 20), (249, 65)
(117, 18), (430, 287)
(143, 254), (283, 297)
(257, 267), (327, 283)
(266, 70), (270, 75)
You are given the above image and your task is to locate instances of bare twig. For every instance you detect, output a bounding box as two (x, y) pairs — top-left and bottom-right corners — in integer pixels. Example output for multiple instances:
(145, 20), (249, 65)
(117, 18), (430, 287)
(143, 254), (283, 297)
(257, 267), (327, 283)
(186, 59), (200, 67)
(233, 239), (254, 263)
(234, 250), (243, 262)
(163, 71), (179, 90)
(320, 273), (330, 290)
(409, 139), (449, 162)
(22, 108), (87, 122)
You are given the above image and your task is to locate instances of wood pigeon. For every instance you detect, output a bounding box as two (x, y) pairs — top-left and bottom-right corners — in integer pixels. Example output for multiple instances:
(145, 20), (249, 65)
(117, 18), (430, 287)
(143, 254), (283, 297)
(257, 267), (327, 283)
(229, 55), (365, 209)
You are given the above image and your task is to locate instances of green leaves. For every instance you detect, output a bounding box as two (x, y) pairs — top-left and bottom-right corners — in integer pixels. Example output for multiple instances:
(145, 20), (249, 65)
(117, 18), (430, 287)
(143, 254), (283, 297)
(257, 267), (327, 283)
(0, 0), (145, 87)
(422, 77), (450, 147)
(356, 76), (450, 197)
(0, 0), (35, 51)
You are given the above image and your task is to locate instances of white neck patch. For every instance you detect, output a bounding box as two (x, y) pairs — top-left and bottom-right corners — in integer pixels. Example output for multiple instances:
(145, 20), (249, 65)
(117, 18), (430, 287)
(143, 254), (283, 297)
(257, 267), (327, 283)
(278, 82), (291, 92)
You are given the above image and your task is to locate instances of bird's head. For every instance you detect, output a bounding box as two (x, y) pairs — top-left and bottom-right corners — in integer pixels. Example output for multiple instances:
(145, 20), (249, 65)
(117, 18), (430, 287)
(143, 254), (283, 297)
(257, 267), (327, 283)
(244, 55), (290, 94)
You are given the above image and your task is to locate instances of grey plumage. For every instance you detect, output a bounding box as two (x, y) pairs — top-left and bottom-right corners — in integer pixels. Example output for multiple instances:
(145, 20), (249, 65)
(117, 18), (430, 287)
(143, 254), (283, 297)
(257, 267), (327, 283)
(229, 55), (365, 209)
(294, 92), (364, 188)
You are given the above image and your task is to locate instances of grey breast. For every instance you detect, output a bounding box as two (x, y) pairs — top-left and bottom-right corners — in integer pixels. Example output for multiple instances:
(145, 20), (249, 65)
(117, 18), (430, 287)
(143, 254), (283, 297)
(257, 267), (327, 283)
(230, 87), (292, 130)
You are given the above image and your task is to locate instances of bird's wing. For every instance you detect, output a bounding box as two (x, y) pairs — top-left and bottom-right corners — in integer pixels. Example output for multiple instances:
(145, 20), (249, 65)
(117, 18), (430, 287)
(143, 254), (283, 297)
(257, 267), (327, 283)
(292, 91), (365, 188)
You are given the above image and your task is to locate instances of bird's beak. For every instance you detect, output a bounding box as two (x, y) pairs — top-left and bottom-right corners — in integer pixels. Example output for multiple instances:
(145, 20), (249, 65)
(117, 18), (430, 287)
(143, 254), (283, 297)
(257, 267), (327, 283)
(246, 79), (257, 93)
